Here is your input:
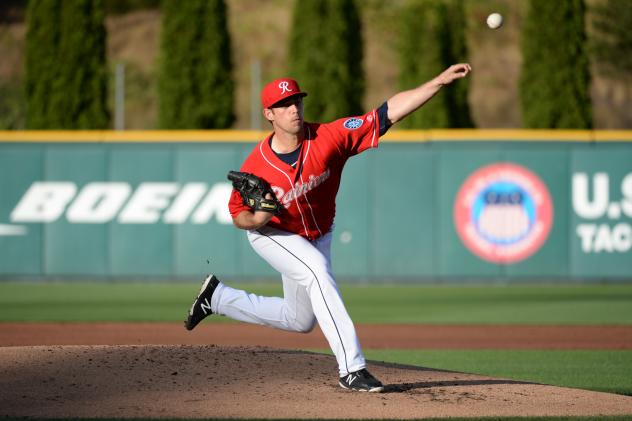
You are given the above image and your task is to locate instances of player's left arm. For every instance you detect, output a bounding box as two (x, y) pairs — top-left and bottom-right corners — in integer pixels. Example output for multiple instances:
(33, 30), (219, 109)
(386, 63), (471, 125)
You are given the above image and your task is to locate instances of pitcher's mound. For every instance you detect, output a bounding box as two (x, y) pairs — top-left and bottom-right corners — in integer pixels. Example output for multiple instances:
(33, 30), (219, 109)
(1, 345), (631, 419)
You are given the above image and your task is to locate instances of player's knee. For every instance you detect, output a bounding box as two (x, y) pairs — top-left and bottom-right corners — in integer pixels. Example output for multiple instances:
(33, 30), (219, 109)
(293, 316), (316, 333)
(287, 312), (316, 333)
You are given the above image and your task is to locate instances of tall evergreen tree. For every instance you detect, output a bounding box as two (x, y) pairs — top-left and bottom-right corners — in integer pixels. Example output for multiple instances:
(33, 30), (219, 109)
(59, 0), (110, 129)
(398, 0), (472, 129)
(520, 0), (592, 129)
(288, 1), (328, 121)
(444, 0), (473, 128)
(289, 0), (364, 122)
(398, 0), (448, 129)
(25, 0), (109, 129)
(159, 0), (234, 129)
(25, 0), (61, 129)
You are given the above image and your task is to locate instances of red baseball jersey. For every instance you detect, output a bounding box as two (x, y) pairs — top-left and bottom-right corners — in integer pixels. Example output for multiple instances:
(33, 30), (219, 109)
(228, 109), (382, 240)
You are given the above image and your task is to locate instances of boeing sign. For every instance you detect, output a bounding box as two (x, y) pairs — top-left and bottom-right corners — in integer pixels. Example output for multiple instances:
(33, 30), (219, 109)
(2, 181), (234, 236)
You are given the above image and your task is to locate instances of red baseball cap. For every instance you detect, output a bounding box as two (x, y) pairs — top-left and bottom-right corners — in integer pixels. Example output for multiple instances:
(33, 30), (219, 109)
(261, 78), (307, 109)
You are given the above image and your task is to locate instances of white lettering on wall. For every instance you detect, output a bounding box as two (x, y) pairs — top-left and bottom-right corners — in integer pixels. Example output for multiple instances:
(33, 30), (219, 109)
(67, 182), (131, 223)
(191, 183), (233, 224)
(573, 172), (632, 254)
(5, 181), (248, 227)
(572, 172), (609, 219)
(163, 183), (207, 224)
(576, 223), (632, 253)
(621, 173), (632, 218)
(11, 182), (77, 223)
(118, 183), (180, 223)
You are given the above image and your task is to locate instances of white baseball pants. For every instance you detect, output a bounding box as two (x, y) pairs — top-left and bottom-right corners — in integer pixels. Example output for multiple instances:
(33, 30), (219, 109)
(209, 225), (366, 376)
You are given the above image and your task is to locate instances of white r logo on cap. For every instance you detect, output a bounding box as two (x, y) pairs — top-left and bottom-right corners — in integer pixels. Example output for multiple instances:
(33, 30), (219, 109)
(279, 81), (292, 95)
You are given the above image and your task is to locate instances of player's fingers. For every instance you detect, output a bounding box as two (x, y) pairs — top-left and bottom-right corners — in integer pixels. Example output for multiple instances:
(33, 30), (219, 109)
(452, 63), (471, 73)
(440, 64), (470, 84)
(454, 64), (471, 78)
(449, 68), (468, 79)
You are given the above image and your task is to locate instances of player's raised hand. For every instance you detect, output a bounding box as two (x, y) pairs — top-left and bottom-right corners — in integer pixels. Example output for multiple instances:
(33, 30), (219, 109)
(437, 63), (472, 85)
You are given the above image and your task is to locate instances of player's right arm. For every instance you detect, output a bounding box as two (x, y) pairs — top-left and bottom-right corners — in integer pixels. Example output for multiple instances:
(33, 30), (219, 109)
(387, 63), (471, 124)
(232, 209), (275, 230)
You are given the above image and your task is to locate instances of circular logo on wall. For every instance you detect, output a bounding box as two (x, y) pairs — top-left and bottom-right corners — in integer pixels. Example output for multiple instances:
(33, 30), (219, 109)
(453, 162), (553, 264)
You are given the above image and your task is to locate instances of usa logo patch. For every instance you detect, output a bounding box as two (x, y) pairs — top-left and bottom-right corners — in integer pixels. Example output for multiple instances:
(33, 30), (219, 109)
(343, 118), (363, 130)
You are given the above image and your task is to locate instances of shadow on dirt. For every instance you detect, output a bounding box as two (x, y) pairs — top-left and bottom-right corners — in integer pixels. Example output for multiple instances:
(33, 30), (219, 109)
(383, 378), (535, 393)
(369, 356), (537, 393)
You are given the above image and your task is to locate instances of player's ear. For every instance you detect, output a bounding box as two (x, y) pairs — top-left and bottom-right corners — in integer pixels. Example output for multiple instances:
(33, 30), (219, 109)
(263, 108), (274, 122)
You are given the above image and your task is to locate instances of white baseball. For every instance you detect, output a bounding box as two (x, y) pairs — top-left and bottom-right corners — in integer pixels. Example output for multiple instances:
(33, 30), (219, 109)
(486, 13), (503, 29)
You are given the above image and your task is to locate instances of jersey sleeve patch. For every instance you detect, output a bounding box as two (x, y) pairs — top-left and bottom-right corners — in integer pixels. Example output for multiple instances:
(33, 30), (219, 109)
(343, 117), (364, 130)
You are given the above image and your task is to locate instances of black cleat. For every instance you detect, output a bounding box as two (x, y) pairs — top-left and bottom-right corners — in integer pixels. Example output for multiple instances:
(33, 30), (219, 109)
(184, 274), (220, 331)
(339, 368), (384, 392)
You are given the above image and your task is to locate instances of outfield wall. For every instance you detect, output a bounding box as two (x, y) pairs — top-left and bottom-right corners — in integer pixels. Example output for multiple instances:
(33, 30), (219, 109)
(1, 130), (631, 281)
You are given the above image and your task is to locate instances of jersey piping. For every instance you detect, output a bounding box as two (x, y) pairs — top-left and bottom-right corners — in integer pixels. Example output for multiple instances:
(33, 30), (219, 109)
(258, 140), (311, 239)
(298, 126), (323, 238)
(370, 110), (377, 148)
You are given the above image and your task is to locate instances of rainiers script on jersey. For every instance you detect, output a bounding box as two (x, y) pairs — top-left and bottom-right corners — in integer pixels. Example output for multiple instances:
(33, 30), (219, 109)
(229, 110), (382, 240)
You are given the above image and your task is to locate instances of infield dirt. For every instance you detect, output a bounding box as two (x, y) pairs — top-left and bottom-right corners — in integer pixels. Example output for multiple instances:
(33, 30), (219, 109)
(2, 322), (632, 349)
(1, 323), (632, 418)
(2, 344), (632, 419)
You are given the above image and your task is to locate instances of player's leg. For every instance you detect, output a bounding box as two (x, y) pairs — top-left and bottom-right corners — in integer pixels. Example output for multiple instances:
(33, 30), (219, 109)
(310, 231), (383, 392)
(208, 272), (316, 333)
(280, 273), (317, 332)
(185, 227), (315, 332)
(245, 226), (366, 377)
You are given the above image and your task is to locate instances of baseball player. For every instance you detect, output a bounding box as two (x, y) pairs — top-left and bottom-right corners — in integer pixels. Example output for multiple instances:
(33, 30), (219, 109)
(185, 63), (471, 392)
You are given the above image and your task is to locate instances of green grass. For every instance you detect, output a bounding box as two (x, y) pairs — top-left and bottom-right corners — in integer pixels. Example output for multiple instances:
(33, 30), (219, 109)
(359, 349), (632, 396)
(342, 283), (632, 325)
(1, 282), (632, 324)
(0, 282), (278, 322)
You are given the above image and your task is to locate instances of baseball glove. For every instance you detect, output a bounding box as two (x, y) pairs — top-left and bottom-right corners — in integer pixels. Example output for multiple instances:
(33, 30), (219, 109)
(227, 170), (282, 215)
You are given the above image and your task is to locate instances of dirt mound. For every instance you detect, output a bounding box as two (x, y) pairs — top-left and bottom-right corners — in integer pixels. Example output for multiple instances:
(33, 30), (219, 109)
(1, 345), (631, 419)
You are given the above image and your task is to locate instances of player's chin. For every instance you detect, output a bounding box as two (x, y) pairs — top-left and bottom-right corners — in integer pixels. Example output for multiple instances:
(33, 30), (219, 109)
(289, 120), (303, 133)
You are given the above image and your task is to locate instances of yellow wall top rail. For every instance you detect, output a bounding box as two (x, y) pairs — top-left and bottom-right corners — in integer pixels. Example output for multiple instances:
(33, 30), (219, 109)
(0, 129), (630, 143)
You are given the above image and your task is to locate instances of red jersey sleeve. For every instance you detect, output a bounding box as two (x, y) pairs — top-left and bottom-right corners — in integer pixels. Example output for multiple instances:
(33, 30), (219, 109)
(324, 108), (381, 157)
(228, 188), (248, 219)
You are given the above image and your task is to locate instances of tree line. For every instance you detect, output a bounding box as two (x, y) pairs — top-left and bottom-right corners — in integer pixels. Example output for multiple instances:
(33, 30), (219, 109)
(23, 0), (625, 130)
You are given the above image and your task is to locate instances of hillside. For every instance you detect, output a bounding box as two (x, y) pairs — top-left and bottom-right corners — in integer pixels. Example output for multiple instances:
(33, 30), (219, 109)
(0, 0), (630, 130)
